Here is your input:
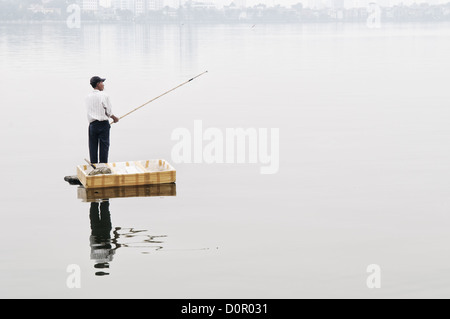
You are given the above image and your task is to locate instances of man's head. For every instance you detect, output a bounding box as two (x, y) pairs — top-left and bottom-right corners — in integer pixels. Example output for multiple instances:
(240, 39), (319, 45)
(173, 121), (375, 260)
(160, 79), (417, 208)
(90, 76), (106, 91)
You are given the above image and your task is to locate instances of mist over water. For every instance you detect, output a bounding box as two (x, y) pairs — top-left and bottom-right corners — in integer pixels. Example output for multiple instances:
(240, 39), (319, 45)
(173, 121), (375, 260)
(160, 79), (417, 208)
(1, 21), (450, 298)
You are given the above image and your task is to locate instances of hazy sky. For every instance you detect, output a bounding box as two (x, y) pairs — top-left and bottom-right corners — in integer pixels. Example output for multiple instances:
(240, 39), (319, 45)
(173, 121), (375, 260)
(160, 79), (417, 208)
(233, 0), (449, 7)
(99, 0), (450, 8)
(200, 0), (448, 7)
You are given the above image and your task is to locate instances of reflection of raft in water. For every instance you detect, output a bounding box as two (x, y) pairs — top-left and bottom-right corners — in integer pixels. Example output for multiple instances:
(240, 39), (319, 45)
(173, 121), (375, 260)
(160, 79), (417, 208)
(77, 159), (176, 189)
(78, 183), (177, 202)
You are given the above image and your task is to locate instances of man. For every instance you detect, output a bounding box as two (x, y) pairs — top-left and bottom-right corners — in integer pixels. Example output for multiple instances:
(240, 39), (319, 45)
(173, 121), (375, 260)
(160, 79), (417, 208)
(86, 76), (119, 164)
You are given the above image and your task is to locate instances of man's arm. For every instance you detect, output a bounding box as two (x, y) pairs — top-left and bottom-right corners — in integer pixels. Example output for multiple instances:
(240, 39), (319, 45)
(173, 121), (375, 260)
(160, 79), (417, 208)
(103, 94), (119, 123)
(111, 115), (119, 123)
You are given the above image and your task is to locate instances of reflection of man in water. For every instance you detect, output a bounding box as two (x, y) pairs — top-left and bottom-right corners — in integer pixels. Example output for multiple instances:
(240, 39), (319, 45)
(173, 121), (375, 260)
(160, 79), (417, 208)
(89, 200), (116, 276)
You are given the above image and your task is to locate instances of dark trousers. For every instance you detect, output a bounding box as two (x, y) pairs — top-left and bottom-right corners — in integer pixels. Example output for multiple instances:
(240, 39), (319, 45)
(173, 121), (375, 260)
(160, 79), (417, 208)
(89, 120), (110, 164)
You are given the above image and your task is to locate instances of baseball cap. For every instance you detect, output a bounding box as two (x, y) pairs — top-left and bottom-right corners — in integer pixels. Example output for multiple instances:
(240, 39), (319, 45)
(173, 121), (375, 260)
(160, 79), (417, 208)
(90, 76), (106, 88)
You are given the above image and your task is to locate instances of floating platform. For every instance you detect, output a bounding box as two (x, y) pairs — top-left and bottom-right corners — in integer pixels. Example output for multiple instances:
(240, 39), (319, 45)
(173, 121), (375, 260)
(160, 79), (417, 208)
(77, 159), (176, 189)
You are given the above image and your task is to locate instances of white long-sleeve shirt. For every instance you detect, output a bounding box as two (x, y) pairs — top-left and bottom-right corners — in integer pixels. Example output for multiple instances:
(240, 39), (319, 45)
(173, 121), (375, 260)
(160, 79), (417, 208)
(86, 89), (114, 123)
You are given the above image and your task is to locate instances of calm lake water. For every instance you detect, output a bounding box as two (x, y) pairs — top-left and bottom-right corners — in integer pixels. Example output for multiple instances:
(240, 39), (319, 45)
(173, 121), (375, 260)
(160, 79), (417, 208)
(1, 21), (450, 298)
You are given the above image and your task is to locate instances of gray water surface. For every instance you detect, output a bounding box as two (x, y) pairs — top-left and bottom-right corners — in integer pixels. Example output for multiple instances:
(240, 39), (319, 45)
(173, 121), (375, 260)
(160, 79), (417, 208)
(1, 22), (450, 298)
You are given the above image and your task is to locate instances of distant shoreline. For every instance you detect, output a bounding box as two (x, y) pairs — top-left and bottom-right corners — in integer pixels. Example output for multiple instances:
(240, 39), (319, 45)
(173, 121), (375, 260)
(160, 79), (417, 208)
(1, 20), (450, 25)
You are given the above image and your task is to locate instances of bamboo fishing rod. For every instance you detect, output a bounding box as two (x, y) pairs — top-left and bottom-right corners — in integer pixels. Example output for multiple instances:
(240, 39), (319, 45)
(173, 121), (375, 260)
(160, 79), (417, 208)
(111, 71), (208, 125)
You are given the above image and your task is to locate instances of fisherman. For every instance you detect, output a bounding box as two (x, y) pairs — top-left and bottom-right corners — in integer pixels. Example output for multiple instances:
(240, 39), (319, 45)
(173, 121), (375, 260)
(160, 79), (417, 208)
(86, 76), (119, 164)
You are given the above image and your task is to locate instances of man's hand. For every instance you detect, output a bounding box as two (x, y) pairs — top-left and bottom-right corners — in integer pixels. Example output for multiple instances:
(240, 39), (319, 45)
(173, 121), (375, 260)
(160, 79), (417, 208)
(111, 115), (119, 123)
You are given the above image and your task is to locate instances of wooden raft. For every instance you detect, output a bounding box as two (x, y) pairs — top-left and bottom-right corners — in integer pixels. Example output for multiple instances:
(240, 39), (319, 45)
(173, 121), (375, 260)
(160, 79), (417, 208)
(77, 159), (176, 189)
